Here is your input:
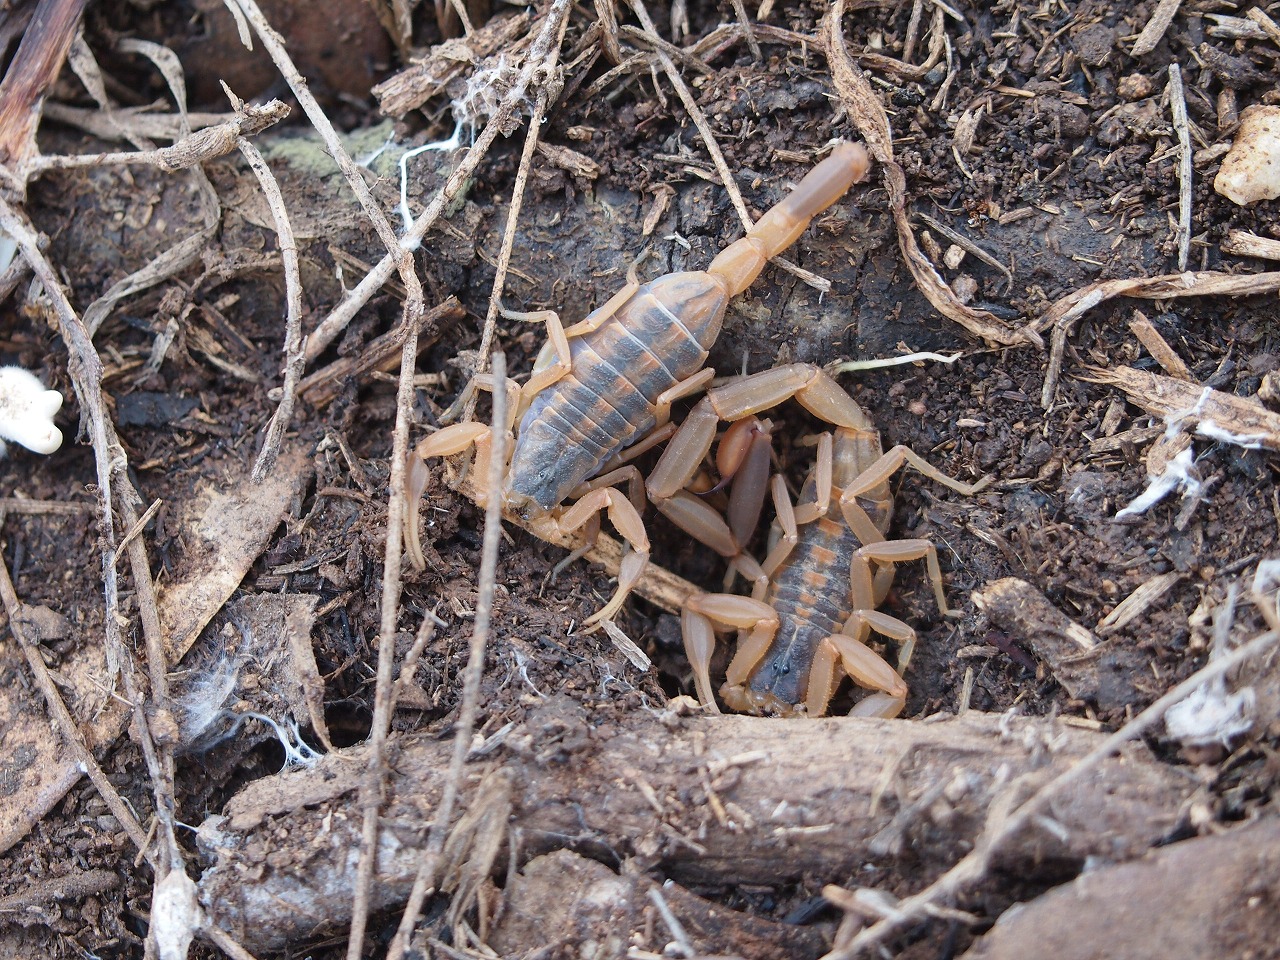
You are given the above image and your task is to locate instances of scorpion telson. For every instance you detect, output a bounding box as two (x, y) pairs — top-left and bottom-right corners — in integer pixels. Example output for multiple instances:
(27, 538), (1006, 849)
(409, 143), (872, 627)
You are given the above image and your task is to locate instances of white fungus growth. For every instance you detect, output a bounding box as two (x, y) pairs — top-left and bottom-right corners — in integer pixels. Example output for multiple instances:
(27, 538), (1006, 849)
(1165, 585), (1256, 753)
(1164, 679), (1255, 750)
(1115, 446), (1200, 518)
(453, 56), (530, 128)
(0, 366), (62, 455)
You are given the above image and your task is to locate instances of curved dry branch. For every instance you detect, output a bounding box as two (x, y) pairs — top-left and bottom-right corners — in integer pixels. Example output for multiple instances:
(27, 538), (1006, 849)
(198, 702), (1192, 954)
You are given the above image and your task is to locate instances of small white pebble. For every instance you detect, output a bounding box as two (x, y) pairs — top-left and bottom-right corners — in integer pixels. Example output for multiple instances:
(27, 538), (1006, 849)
(0, 366), (62, 455)
(1214, 105), (1280, 205)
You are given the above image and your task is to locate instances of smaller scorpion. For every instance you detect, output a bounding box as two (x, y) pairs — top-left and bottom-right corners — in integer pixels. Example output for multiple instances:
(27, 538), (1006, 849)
(646, 366), (989, 717)
(408, 143), (871, 626)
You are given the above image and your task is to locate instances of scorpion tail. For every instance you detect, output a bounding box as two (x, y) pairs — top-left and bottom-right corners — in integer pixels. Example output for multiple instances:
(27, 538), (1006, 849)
(707, 142), (870, 296)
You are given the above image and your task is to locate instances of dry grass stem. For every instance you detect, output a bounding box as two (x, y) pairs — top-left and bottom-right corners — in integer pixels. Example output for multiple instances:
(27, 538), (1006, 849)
(388, 353), (509, 960)
(1167, 64), (1192, 271)
(238, 135), (305, 482)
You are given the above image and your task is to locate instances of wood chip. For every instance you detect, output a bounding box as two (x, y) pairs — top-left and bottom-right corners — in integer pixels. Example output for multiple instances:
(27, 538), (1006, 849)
(971, 578), (1100, 701)
(535, 142), (600, 180)
(1097, 572), (1184, 636)
(1083, 365), (1280, 452)
(1131, 0), (1183, 57)
(1222, 229), (1280, 261)
(1128, 310), (1192, 380)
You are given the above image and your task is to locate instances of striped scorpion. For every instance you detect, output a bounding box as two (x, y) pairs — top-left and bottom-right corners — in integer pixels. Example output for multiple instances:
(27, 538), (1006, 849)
(408, 142), (871, 627)
(647, 373), (990, 717)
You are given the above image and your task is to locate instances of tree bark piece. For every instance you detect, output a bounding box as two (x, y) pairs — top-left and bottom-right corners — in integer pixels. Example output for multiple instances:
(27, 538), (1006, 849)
(488, 850), (831, 960)
(196, 698), (1194, 953)
(972, 578), (1102, 701)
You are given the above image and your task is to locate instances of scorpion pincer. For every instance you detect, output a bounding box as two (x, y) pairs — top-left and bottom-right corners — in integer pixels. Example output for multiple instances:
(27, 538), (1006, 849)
(408, 142), (871, 625)
(644, 368), (990, 717)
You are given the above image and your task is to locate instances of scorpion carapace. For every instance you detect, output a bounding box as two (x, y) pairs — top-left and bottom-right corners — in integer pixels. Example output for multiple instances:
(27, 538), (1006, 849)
(410, 143), (871, 626)
(647, 364), (990, 717)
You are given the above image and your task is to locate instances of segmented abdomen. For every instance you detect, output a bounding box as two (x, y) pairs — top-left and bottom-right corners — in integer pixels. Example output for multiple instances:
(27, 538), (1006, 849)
(748, 517), (860, 707)
(509, 272), (727, 510)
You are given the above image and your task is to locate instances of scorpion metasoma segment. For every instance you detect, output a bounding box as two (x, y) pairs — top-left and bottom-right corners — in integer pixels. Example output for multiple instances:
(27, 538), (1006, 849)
(646, 364), (990, 717)
(408, 142), (871, 625)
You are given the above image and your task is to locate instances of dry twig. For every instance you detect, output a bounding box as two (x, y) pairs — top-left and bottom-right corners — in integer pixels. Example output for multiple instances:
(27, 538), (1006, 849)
(1037, 269), (1280, 408)
(824, 0), (1033, 348)
(1167, 64), (1192, 272)
(388, 354), (508, 960)
(1131, 0), (1184, 57)
(238, 133), (305, 482)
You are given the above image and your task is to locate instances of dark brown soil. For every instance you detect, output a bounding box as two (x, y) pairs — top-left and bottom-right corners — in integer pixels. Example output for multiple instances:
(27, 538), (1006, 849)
(1, 0), (1278, 957)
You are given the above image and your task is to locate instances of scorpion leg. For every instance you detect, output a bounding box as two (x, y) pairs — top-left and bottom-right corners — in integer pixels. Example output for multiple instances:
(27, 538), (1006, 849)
(408, 375), (521, 569)
(805, 630), (908, 718)
(539, 487), (650, 626)
(681, 593), (780, 712)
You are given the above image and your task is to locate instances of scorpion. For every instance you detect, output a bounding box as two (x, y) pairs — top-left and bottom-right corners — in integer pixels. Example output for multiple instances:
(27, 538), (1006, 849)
(408, 142), (871, 626)
(646, 372), (990, 717)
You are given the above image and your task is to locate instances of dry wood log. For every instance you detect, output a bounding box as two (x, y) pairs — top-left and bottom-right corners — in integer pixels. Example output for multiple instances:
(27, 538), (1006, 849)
(197, 698), (1195, 953)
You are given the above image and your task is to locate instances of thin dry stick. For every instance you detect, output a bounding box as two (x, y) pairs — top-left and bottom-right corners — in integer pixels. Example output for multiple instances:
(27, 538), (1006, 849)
(304, 0), (576, 364)
(459, 39), (565, 423)
(0, 542), (153, 861)
(345, 301), (426, 960)
(238, 135), (305, 481)
(628, 0), (828, 292)
(388, 352), (509, 960)
(821, 627), (1280, 959)
(30, 100), (289, 174)
(391, 608), (445, 711)
(226, 0), (423, 310)
(1167, 63), (1191, 272)
(728, 0), (762, 61)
